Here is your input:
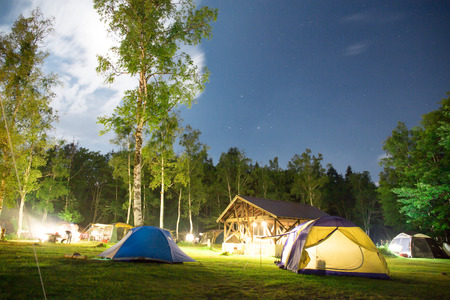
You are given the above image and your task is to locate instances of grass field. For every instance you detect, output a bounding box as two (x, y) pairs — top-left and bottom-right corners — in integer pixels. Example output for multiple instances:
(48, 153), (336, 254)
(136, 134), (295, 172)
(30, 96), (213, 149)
(1, 241), (449, 299)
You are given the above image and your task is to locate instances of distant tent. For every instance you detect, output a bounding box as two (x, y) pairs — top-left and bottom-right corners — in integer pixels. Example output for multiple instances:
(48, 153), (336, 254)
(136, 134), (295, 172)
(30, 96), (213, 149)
(443, 243), (450, 257)
(277, 216), (390, 279)
(110, 223), (134, 243)
(98, 226), (195, 263)
(199, 230), (226, 245)
(388, 233), (449, 259)
(85, 222), (133, 243)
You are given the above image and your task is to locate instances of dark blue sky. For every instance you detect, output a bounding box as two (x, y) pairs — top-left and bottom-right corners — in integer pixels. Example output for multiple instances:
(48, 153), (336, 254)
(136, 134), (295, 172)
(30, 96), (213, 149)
(1, 0), (449, 182)
(180, 0), (450, 180)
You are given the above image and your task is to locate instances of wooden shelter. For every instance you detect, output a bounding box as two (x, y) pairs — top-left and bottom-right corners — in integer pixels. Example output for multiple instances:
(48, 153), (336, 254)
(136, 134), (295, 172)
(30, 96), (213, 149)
(216, 195), (328, 256)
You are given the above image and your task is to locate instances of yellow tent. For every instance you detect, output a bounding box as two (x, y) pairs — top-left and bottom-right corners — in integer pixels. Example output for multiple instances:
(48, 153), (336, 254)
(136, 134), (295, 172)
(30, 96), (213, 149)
(278, 216), (390, 279)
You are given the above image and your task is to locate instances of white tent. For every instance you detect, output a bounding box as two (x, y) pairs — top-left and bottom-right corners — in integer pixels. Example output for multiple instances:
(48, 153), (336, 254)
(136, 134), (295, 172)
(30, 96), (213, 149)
(389, 233), (448, 259)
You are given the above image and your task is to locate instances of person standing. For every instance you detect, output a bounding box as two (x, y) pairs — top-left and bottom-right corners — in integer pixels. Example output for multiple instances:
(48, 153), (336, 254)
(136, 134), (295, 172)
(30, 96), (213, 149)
(65, 230), (72, 244)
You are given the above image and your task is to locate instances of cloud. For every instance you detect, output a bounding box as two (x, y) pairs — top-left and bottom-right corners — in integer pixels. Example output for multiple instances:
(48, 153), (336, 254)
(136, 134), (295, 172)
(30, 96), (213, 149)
(3, 0), (206, 153)
(344, 42), (369, 56)
(15, 0), (133, 152)
(341, 13), (368, 23)
(341, 11), (404, 24)
(377, 153), (390, 162)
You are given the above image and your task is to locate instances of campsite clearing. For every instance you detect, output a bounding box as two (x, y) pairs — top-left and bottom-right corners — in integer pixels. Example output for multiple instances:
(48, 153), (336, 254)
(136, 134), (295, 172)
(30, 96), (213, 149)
(0, 241), (449, 299)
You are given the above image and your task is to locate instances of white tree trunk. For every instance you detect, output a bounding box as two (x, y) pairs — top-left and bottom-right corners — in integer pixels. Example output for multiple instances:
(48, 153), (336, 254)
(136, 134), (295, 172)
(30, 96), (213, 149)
(176, 188), (182, 241)
(17, 195), (25, 238)
(126, 143), (132, 225)
(188, 176), (193, 234)
(159, 156), (164, 228)
(133, 125), (144, 227)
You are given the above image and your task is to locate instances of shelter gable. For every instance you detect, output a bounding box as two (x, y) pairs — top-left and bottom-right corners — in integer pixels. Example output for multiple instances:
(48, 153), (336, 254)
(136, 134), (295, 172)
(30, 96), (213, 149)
(217, 195), (328, 256)
(217, 195), (328, 223)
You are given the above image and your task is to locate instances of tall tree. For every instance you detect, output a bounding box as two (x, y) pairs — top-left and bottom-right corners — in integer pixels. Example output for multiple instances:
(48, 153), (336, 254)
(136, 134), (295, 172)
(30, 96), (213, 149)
(95, 0), (217, 226)
(109, 132), (134, 224)
(64, 147), (113, 224)
(144, 112), (180, 228)
(179, 125), (208, 234)
(349, 171), (380, 236)
(288, 149), (328, 207)
(217, 147), (251, 202)
(33, 143), (70, 223)
(380, 94), (450, 239)
(378, 166), (409, 233)
(197, 157), (222, 230)
(266, 157), (291, 201)
(0, 9), (59, 235)
(322, 165), (345, 216)
(250, 162), (272, 198)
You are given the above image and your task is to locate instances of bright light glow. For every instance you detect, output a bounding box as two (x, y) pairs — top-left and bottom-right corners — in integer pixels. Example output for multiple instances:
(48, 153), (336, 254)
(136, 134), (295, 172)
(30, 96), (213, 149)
(186, 233), (195, 243)
(262, 221), (267, 227)
(252, 222), (257, 227)
(388, 243), (401, 253)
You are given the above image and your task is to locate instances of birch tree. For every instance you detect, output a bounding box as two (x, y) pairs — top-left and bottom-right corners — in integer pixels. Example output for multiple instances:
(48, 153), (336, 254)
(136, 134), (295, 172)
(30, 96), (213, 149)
(217, 147), (251, 202)
(179, 125), (208, 234)
(95, 0), (217, 226)
(109, 132), (134, 224)
(144, 112), (180, 228)
(0, 9), (59, 235)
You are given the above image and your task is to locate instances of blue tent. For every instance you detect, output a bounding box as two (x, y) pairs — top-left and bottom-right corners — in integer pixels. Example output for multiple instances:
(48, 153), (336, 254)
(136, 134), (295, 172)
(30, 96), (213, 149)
(98, 226), (195, 263)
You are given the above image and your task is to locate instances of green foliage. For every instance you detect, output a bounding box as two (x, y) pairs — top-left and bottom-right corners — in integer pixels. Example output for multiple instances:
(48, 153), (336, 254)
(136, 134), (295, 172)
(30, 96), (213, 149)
(58, 207), (84, 223)
(31, 144), (71, 221)
(143, 112), (181, 227)
(380, 94), (450, 238)
(322, 165), (353, 219)
(349, 171), (381, 236)
(0, 8), (59, 235)
(249, 162), (273, 199)
(288, 149), (328, 207)
(394, 183), (449, 233)
(145, 112), (180, 190)
(378, 167), (409, 232)
(217, 147), (252, 201)
(178, 125), (209, 232)
(94, 0), (217, 226)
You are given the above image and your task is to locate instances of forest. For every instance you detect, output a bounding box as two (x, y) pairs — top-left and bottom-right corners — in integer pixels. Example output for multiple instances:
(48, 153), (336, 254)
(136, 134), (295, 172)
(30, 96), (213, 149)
(0, 3), (449, 244)
(2, 93), (449, 243)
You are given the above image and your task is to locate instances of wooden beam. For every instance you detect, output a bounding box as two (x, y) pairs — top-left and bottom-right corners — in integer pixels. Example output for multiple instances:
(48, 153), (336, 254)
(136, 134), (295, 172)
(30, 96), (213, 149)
(273, 218), (277, 244)
(233, 205), (241, 242)
(223, 222), (227, 242)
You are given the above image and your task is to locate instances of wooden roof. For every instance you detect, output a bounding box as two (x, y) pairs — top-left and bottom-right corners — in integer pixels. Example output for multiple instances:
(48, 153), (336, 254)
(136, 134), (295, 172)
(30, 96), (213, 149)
(217, 195), (328, 223)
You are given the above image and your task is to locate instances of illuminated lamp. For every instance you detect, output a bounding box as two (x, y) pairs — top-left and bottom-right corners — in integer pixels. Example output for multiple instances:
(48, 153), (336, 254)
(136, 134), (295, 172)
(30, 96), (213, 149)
(186, 233), (195, 243)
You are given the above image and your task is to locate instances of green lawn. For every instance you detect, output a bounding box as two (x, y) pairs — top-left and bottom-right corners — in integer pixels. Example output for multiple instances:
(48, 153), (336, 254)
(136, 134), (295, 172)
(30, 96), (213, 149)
(0, 241), (449, 299)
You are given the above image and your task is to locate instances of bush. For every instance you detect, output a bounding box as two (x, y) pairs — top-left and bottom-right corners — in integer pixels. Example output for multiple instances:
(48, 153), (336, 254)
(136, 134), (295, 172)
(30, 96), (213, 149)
(5, 233), (18, 240)
(378, 244), (396, 258)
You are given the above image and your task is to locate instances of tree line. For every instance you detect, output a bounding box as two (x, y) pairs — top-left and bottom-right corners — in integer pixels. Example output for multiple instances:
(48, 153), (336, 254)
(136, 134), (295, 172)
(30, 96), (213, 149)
(1, 133), (386, 241)
(1, 4), (448, 242)
(2, 99), (448, 242)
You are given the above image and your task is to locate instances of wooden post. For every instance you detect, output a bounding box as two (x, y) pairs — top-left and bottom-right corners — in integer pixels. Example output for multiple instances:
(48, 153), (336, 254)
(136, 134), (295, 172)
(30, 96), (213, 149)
(273, 218), (277, 245)
(223, 222), (227, 244)
(233, 205), (241, 242)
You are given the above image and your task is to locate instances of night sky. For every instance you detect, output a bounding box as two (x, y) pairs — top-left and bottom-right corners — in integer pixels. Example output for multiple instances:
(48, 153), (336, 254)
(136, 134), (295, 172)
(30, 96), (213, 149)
(1, 0), (449, 181)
